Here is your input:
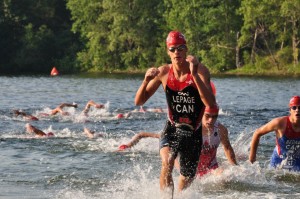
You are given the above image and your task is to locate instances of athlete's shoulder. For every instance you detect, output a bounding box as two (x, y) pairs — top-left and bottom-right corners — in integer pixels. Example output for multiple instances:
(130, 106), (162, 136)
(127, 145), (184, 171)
(217, 122), (228, 135)
(158, 64), (171, 75)
(216, 122), (225, 129)
(270, 116), (287, 126)
(157, 64), (171, 85)
(263, 116), (287, 133)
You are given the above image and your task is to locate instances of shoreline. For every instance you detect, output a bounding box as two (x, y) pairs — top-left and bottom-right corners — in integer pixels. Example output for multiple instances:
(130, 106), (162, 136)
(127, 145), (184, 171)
(80, 70), (300, 79)
(2, 69), (300, 79)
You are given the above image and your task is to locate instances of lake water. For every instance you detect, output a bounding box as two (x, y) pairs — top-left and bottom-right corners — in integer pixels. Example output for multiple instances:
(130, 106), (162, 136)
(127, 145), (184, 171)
(1, 74), (300, 199)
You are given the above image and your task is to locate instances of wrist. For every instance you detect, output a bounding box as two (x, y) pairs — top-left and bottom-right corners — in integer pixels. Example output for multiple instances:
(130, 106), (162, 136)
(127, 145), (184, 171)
(142, 80), (149, 86)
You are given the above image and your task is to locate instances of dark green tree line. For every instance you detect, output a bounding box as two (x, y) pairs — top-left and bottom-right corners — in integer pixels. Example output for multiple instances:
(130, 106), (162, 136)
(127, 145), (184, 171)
(239, 0), (300, 70)
(67, 0), (165, 71)
(0, 0), (81, 74)
(0, 0), (299, 74)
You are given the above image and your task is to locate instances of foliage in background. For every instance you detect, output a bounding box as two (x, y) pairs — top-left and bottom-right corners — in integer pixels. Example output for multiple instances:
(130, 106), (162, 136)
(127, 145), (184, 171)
(67, 0), (165, 72)
(0, 0), (299, 75)
(0, 0), (81, 74)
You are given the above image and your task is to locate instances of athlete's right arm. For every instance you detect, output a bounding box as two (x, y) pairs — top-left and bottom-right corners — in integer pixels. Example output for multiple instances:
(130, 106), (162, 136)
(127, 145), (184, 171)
(30, 125), (47, 137)
(135, 67), (163, 106)
(127, 132), (160, 147)
(249, 118), (281, 163)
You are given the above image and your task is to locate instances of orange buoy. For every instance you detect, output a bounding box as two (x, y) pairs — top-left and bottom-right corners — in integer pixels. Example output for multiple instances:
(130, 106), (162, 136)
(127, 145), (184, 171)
(50, 67), (59, 76)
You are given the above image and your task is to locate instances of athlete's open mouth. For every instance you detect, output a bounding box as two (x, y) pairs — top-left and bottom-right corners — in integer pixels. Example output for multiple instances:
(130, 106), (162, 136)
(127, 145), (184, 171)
(296, 113), (300, 117)
(206, 123), (213, 127)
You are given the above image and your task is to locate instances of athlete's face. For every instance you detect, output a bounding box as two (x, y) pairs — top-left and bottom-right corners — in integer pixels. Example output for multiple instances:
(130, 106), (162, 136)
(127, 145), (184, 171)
(290, 105), (300, 120)
(167, 44), (187, 64)
(202, 112), (218, 129)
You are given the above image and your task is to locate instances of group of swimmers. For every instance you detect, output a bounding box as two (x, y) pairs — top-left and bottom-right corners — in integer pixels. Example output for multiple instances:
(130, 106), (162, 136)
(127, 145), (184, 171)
(16, 86), (300, 180)
(15, 97), (239, 180)
(15, 100), (102, 137)
(14, 100), (101, 121)
(13, 100), (164, 138)
(13, 100), (115, 137)
(14, 91), (300, 183)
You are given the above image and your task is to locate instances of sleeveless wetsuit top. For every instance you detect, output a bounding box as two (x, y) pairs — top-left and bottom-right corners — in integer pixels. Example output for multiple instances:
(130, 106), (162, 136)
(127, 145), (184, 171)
(196, 121), (220, 177)
(270, 116), (300, 171)
(165, 65), (205, 131)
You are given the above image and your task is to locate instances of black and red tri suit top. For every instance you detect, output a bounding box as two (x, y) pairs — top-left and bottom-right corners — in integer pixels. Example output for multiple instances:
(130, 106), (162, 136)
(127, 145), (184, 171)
(165, 65), (205, 131)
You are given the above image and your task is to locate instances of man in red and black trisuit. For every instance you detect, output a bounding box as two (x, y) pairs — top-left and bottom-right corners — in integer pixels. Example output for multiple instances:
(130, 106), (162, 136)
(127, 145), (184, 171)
(134, 30), (216, 198)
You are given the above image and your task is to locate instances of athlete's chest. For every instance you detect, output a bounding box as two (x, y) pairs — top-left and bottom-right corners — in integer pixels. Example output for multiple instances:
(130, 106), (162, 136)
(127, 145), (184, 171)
(285, 124), (300, 139)
(166, 69), (195, 91)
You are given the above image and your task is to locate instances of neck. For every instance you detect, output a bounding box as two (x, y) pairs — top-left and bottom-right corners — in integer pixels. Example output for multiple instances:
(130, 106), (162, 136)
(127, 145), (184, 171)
(289, 116), (300, 128)
(203, 126), (213, 135)
(172, 59), (188, 67)
(172, 61), (189, 77)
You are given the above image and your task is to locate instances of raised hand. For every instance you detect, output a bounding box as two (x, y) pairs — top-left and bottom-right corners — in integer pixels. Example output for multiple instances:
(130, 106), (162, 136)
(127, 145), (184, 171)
(186, 55), (199, 75)
(144, 67), (160, 83)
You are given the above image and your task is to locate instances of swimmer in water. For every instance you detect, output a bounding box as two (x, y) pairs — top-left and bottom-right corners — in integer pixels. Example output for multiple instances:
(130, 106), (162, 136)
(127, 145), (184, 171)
(81, 100), (105, 116)
(25, 123), (54, 137)
(80, 100), (129, 119)
(13, 110), (39, 121)
(83, 127), (104, 138)
(39, 102), (78, 116)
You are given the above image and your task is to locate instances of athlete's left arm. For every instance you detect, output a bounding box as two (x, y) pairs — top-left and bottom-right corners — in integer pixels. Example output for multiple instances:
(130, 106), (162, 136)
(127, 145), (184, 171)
(219, 124), (238, 165)
(186, 55), (216, 107)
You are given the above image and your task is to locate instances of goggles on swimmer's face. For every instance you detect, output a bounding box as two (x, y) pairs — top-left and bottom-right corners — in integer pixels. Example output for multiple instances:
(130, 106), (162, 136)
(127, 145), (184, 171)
(168, 45), (187, 53)
(291, 106), (300, 111)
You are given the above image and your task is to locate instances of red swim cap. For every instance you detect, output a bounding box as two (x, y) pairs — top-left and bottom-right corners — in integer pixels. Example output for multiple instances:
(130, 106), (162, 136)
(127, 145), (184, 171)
(95, 104), (103, 108)
(204, 104), (219, 114)
(30, 116), (39, 121)
(289, 96), (300, 107)
(46, 132), (54, 137)
(116, 113), (124, 119)
(118, 144), (129, 151)
(166, 31), (186, 47)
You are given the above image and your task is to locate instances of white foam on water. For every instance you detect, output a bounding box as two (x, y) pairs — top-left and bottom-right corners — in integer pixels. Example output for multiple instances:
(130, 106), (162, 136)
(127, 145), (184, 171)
(54, 164), (160, 199)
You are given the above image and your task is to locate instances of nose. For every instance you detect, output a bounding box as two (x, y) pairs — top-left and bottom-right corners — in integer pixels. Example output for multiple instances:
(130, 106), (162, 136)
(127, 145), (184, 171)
(207, 118), (213, 123)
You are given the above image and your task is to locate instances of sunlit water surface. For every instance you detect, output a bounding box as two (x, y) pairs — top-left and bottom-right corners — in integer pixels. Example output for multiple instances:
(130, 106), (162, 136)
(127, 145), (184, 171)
(1, 75), (300, 199)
